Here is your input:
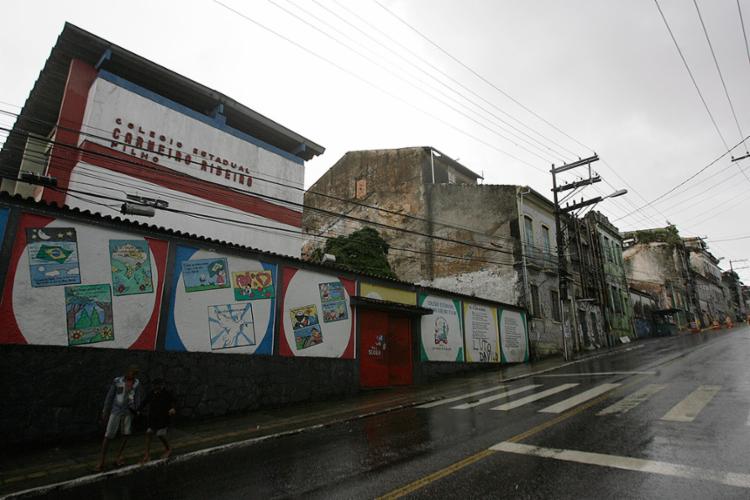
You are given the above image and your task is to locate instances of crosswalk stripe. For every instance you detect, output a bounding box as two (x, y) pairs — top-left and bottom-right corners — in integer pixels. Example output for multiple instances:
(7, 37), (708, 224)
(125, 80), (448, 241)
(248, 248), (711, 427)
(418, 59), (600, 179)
(661, 385), (721, 422)
(417, 385), (507, 409)
(490, 383), (579, 411)
(451, 385), (541, 409)
(539, 383), (621, 414)
(597, 384), (668, 416)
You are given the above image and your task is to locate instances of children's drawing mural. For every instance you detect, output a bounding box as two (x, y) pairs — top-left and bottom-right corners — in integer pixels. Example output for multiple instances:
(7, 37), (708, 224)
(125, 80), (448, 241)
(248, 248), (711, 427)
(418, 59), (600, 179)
(279, 267), (355, 358)
(26, 227), (81, 287)
(208, 303), (256, 350)
(109, 240), (153, 295)
(0, 213), (165, 349)
(65, 284), (114, 346)
(463, 302), (500, 363)
(499, 308), (530, 363)
(232, 270), (274, 301)
(360, 282), (416, 305)
(419, 294), (464, 362)
(182, 258), (229, 292)
(166, 245), (275, 354)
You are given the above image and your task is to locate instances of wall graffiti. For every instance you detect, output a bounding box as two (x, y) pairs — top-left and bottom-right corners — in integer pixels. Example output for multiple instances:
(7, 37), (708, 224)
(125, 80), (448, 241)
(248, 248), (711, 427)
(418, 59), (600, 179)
(463, 302), (500, 363)
(232, 270), (274, 301)
(208, 303), (256, 350)
(499, 308), (530, 363)
(181, 257), (229, 292)
(418, 294), (464, 362)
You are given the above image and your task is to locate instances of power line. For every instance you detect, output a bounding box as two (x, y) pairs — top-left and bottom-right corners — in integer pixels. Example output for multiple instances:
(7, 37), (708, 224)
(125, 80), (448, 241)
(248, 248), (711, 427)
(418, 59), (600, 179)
(653, 0), (730, 151)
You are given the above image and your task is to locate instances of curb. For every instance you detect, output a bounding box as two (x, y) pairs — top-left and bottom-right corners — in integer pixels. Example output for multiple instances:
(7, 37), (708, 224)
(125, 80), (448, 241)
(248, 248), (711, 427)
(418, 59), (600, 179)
(1, 341), (645, 499)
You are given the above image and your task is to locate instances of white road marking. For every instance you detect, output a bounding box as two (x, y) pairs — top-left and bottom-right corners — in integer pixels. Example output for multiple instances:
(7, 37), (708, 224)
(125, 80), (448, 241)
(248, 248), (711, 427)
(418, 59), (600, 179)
(746, 409), (750, 427)
(417, 385), (507, 409)
(539, 384), (621, 414)
(534, 371), (657, 377)
(661, 385), (721, 422)
(490, 441), (750, 489)
(490, 384), (579, 411)
(597, 384), (668, 416)
(451, 385), (541, 409)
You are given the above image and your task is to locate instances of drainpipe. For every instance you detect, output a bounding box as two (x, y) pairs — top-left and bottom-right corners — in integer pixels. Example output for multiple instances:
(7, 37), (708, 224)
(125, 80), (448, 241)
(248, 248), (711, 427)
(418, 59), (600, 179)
(430, 148), (436, 184)
(517, 187), (533, 341)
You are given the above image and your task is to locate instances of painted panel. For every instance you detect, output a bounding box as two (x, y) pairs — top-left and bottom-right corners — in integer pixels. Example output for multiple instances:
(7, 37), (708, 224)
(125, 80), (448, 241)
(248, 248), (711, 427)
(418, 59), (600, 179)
(166, 245), (276, 355)
(279, 267), (355, 359)
(26, 227), (81, 287)
(109, 240), (153, 295)
(360, 282), (416, 306)
(418, 294), (464, 362)
(0, 213), (166, 349)
(463, 302), (500, 363)
(53, 70), (304, 256)
(499, 308), (530, 363)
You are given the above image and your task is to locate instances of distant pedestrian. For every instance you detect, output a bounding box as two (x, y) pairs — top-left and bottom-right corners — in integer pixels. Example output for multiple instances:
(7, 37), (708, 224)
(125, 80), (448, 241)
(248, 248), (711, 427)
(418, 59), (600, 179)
(139, 378), (176, 463)
(96, 365), (142, 471)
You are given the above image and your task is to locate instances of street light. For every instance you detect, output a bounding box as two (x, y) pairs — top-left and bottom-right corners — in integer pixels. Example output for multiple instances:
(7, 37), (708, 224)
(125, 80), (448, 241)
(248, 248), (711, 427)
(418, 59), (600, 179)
(604, 189), (627, 199)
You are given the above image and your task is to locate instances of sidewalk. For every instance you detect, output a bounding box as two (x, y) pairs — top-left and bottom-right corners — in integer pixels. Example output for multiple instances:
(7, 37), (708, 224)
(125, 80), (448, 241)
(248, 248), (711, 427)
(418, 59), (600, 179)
(0, 342), (641, 498)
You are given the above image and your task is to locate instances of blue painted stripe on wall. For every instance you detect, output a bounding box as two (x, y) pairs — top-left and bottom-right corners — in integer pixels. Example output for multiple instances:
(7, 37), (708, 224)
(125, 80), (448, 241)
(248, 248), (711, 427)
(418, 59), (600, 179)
(0, 208), (9, 243)
(97, 70), (304, 166)
(164, 245), (196, 351)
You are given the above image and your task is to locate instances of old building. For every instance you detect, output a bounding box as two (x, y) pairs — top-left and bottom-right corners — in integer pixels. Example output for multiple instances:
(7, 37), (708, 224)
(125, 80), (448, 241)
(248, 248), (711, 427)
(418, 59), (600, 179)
(566, 210), (633, 350)
(683, 237), (728, 326)
(721, 270), (746, 321)
(0, 23), (324, 256)
(303, 147), (564, 356)
(622, 226), (695, 330)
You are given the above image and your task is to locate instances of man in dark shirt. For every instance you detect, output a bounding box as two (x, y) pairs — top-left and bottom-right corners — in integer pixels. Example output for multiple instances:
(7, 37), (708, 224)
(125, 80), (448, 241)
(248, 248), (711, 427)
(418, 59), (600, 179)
(139, 378), (176, 463)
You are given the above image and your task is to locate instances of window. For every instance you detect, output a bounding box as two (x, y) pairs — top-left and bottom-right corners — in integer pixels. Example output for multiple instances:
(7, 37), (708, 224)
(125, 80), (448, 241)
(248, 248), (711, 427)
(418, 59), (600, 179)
(541, 225), (551, 255)
(447, 171), (456, 184)
(550, 289), (561, 321)
(355, 178), (367, 199)
(524, 216), (534, 247)
(530, 284), (541, 318)
(611, 285), (622, 314)
(604, 236), (613, 262)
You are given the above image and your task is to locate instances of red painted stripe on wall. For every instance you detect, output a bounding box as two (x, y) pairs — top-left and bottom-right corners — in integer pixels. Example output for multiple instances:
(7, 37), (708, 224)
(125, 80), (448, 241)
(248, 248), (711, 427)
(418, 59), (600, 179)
(78, 141), (302, 228)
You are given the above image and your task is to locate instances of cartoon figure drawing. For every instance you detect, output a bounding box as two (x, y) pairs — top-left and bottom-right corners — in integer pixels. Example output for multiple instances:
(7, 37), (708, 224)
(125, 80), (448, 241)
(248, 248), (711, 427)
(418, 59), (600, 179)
(434, 316), (449, 345)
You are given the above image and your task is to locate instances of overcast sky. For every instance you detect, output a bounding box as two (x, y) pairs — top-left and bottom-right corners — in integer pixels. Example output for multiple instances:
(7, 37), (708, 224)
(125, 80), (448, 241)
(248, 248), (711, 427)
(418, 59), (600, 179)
(2, 1), (750, 280)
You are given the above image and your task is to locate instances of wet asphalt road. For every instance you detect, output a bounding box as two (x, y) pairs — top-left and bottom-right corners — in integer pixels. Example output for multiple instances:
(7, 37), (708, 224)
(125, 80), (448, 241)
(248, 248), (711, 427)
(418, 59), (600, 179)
(44, 327), (750, 499)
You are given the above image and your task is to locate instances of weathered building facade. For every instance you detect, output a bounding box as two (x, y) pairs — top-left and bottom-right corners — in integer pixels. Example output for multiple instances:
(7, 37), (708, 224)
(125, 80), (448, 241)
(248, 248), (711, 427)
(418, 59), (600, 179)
(622, 226), (695, 330)
(683, 237), (728, 326)
(303, 147), (564, 356)
(566, 210), (633, 350)
(721, 270), (746, 321)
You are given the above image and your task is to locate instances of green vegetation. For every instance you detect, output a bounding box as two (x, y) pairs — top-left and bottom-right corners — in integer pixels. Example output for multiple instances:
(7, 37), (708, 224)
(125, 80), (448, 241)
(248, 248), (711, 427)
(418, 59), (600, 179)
(633, 225), (681, 246)
(311, 227), (397, 279)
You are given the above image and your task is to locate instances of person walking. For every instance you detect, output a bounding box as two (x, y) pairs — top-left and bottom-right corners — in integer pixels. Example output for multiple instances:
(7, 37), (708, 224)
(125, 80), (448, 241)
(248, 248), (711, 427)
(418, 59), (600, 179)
(96, 365), (142, 471)
(139, 378), (176, 463)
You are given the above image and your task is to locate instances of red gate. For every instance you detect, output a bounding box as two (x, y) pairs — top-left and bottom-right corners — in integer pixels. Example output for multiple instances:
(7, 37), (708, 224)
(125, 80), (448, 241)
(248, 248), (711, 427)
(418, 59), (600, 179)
(359, 310), (413, 388)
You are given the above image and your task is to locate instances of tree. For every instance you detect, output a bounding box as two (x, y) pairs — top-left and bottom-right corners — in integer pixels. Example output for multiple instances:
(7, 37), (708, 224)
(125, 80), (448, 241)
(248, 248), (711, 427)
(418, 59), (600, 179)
(311, 227), (397, 279)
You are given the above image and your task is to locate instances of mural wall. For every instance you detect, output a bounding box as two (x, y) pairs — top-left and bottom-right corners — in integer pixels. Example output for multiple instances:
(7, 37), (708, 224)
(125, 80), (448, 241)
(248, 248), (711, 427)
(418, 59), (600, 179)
(360, 282), (416, 305)
(165, 245), (276, 354)
(279, 267), (355, 359)
(419, 293), (464, 362)
(499, 308), (530, 363)
(463, 302), (500, 363)
(0, 213), (166, 349)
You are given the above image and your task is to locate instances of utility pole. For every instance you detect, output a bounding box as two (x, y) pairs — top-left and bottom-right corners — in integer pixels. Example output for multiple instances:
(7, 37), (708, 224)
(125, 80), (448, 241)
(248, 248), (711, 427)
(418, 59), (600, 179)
(551, 155), (600, 361)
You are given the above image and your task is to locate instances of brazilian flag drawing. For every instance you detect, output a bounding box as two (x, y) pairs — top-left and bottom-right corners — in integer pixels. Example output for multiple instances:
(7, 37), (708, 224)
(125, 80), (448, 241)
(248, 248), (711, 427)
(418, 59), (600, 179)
(35, 244), (73, 263)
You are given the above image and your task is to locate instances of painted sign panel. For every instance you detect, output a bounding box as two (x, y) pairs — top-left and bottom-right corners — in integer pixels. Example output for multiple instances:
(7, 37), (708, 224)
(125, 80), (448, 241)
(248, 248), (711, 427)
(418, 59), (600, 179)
(208, 303), (256, 350)
(319, 282), (348, 323)
(165, 246), (276, 355)
(232, 270), (274, 301)
(53, 72), (305, 256)
(418, 294), (464, 362)
(279, 267), (355, 359)
(290, 304), (323, 350)
(499, 308), (530, 363)
(26, 227), (81, 287)
(109, 240), (153, 295)
(65, 284), (114, 346)
(0, 214), (165, 349)
(360, 282), (416, 306)
(182, 258), (229, 292)
(463, 302), (500, 363)
(0, 208), (9, 243)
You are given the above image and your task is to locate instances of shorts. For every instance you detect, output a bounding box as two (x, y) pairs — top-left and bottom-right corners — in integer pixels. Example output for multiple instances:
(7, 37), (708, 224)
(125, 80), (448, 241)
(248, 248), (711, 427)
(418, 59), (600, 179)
(105, 413), (132, 439)
(147, 427), (168, 437)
